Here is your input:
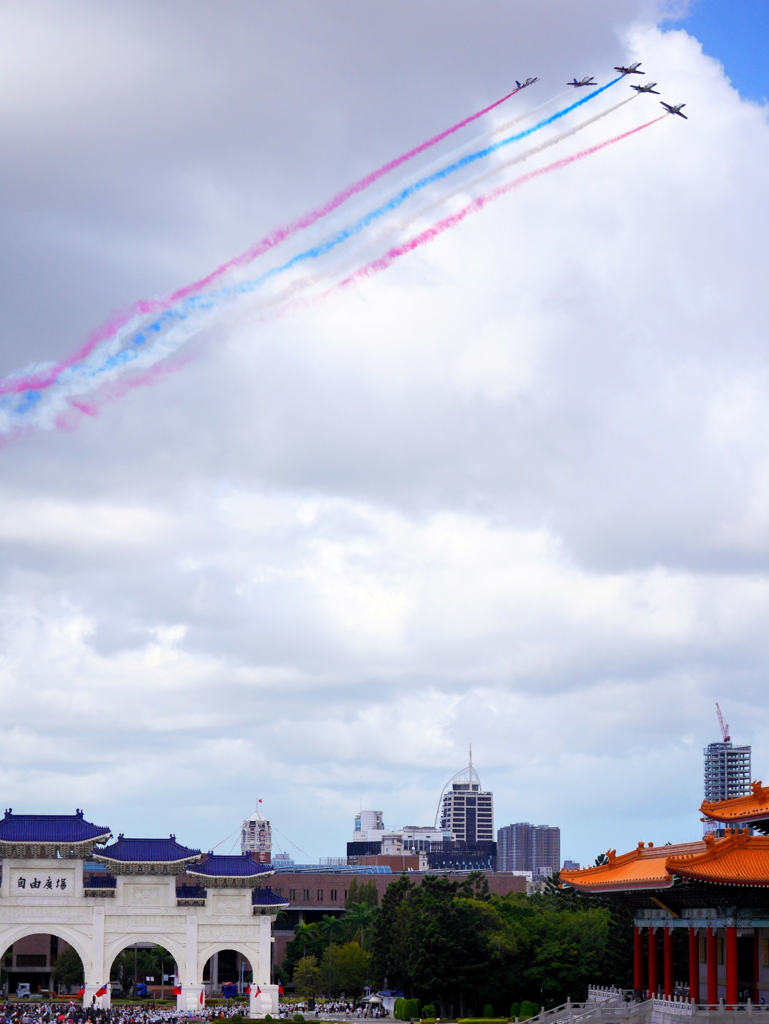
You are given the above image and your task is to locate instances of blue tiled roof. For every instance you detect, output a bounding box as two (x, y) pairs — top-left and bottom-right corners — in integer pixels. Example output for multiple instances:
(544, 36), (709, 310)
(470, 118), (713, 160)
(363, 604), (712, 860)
(252, 887), (290, 906)
(0, 810), (111, 844)
(187, 854), (273, 877)
(84, 876), (117, 889)
(94, 835), (201, 863)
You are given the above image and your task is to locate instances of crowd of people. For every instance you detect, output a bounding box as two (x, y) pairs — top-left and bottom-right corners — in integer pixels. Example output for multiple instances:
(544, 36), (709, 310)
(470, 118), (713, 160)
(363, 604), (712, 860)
(0, 1000), (390, 1024)
(276, 1001), (387, 1019)
(0, 1003), (247, 1024)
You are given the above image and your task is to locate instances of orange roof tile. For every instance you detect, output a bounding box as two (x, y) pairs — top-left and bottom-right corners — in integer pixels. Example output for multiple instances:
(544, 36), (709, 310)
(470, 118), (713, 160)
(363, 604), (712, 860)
(666, 829), (769, 886)
(561, 841), (704, 892)
(701, 781), (769, 824)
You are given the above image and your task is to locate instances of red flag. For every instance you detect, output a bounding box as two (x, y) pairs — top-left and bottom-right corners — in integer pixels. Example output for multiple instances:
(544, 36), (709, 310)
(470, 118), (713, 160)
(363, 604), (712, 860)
(173, 987), (182, 996)
(77, 986), (85, 998)
(254, 986), (262, 998)
(95, 985), (108, 997)
(278, 983), (284, 995)
(199, 991), (204, 1005)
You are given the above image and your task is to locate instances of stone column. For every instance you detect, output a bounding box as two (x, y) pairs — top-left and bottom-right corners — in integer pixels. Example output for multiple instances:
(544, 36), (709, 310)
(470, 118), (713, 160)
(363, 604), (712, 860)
(180, 912), (204, 1012)
(251, 914), (279, 1017)
(84, 905), (109, 1008)
(689, 927), (699, 1004)
(726, 926), (738, 1005)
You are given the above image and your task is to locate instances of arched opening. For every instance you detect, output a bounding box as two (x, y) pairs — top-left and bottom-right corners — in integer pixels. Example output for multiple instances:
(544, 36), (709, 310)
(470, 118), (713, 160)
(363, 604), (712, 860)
(1, 932), (85, 998)
(109, 943), (179, 1000)
(202, 948), (253, 999)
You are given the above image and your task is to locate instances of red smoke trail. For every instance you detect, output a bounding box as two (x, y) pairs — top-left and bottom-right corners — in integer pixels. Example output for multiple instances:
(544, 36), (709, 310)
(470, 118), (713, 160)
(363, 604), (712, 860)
(334, 116), (667, 294)
(1, 89), (522, 397)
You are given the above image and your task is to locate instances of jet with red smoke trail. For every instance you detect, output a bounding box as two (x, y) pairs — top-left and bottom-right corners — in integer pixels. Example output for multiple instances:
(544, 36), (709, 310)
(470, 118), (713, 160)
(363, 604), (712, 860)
(516, 78), (539, 89)
(661, 101), (688, 118)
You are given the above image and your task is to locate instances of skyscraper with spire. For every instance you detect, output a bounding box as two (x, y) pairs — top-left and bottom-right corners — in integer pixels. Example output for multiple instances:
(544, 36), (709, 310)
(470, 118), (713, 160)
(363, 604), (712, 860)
(438, 747), (494, 842)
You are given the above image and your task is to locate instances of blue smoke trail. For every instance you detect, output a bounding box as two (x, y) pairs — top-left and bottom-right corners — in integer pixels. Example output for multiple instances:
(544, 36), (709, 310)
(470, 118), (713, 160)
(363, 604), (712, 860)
(7, 75), (623, 420)
(121, 78), (623, 348)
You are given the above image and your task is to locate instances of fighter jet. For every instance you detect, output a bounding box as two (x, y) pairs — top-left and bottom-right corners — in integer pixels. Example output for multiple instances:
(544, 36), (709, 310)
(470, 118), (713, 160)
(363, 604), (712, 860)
(661, 101), (688, 118)
(568, 77), (596, 87)
(615, 62), (644, 75)
(630, 82), (660, 94)
(516, 77), (539, 89)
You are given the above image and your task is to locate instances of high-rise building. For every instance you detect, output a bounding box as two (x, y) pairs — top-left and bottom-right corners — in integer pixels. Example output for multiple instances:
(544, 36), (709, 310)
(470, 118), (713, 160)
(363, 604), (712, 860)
(240, 807), (271, 863)
(703, 741), (751, 834)
(497, 823), (560, 874)
(438, 750), (494, 842)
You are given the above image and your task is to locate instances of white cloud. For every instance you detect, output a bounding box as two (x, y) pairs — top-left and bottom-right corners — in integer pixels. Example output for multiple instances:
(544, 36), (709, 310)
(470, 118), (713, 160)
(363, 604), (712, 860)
(1, 2), (768, 865)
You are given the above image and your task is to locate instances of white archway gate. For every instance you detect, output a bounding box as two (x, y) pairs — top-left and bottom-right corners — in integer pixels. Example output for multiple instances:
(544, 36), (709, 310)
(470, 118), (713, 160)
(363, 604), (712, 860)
(0, 857), (280, 1015)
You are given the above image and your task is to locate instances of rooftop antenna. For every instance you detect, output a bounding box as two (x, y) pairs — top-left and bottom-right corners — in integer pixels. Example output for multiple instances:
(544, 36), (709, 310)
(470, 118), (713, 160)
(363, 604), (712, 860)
(469, 743), (473, 778)
(716, 703), (730, 743)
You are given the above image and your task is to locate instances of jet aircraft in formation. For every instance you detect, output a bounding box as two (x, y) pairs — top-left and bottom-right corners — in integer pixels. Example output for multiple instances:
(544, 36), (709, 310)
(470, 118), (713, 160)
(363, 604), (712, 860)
(660, 101), (687, 118)
(521, 63), (687, 117)
(630, 82), (660, 94)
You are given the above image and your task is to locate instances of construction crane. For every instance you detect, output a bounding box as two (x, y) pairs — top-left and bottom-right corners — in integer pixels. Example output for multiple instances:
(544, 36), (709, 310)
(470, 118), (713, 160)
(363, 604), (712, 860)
(716, 702), (730, 743)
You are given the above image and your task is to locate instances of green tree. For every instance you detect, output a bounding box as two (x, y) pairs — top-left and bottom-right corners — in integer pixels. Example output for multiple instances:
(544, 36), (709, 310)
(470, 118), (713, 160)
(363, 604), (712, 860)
(321, 941), (370, 997)
(320, 913), (344, 948)
(293, 956), (323, 998)
(371, 874), (413, 989)
(283, 922), (327, 979)
(53, 946), (84, 989)
(345, 878), (379, 910)
(345, 903), (377, 948)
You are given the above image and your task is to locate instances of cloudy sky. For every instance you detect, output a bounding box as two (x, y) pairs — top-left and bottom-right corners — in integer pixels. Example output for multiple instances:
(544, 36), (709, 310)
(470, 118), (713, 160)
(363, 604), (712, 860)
(2, 0), (769, 867)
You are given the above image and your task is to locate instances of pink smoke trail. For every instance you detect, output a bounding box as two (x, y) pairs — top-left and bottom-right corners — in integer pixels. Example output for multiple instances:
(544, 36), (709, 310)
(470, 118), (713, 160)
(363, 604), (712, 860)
(333, 116), (667, 294)
(1, 87), (522, 397)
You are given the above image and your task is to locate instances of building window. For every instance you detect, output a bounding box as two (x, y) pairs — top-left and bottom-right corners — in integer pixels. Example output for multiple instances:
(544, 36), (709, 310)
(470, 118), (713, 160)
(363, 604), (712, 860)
(302, 888), (310, 902)
(344, 889), (348, 899)
(289, 889), (296, 901)
(330, 889), (338, 901)
(16, 955), (47, 967)
(317, 889), (324, 901)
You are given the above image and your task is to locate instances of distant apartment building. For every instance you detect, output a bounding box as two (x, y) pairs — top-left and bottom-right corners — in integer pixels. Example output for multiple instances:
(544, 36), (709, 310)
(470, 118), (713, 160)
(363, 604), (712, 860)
(497, 822), (560, 874)
(702, 738), (752, 835)
(562, 859), (580, 871)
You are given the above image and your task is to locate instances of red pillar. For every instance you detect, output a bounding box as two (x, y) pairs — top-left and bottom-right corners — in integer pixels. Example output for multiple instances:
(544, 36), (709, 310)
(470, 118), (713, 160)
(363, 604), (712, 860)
(634, 926), (644, 993)
(649, 926), (658, 999)
(754, 928), (761, 1006)
(664, 927), (674, 999)
(689, 927), (700, 1004)
(726, 926), (738, 1006)
(707, 927), (718, 1005)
